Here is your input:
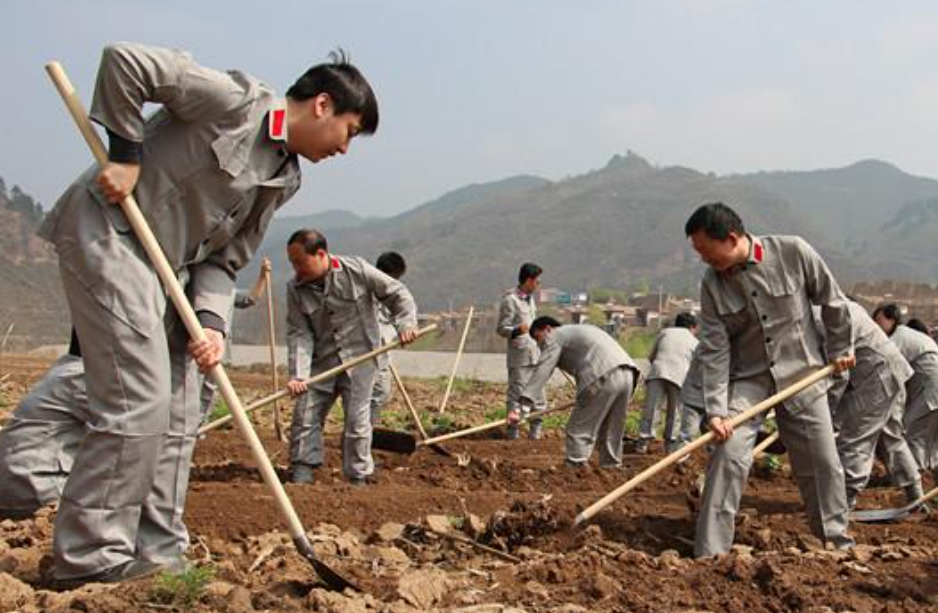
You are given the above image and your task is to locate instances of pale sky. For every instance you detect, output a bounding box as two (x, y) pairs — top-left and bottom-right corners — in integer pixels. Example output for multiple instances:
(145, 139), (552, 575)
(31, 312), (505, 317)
(3, 0), (937, 217)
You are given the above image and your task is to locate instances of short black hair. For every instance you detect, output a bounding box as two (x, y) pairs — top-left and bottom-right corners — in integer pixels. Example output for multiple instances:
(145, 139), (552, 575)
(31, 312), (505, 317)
(684, 202), (745, 240)
(530, 316), (562, 336)
(518, 262), (543, 285)
(906, 318), (930, 335)
(376, 251), (406, 279)
(287, 228), (328, 254)
(287, 48), (379, 135)
(872, 303), (902, 326)
(674, 312), (698, 329)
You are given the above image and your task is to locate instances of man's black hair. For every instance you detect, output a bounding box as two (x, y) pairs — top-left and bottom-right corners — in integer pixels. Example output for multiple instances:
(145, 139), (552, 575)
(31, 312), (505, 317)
(674, 312), (698, 329)
(376, 251), (406, 279)
(519, 262), (543, 285)
(287, 48), (379, 135)
(684, 202), (746, 240)
(872, 303), (902, 326)
(907, 318), (930, 335)
(287, 228), (328, 254)
(530, 316), (562, 335)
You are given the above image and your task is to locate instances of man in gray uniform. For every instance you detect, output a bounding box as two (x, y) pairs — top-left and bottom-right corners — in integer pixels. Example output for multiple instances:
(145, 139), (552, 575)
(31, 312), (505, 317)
(34, 42), (379, 587)
(369, 251), (408, 425)
(873, 306), (938, 481)
(828, 301), (923, 508)
(685, 202), (855, 558)
(679, 349), (707, 445)
(637, 312), (699, 454)
(521, 318), (640, 466)
(285, 230), (417, 485)
(497, 263), (547, 439)
(0, 333), (85, 519)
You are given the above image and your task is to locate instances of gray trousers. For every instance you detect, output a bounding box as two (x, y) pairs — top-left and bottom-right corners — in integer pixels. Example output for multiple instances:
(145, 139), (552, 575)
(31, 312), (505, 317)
(369, 364), (393, 426)
(507, 363), (547, 419)
(680, 403), (707, 444)
(566, 367), (634, 467)
(639, 379), (683, 446)
(0, 355), (86, 515)
(903, 388), (938, 474)
(54, 264), (199, 579)
(695, 374), (853, 558)
(833, 383), (921, 498)
(290, 363), (377, 480)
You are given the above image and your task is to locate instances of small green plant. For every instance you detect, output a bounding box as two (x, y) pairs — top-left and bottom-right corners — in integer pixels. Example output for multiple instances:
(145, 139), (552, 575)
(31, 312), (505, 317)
(151, 565), (215, 608)
(761, 453), (782, 472)
(430, 412), (455, 433)
(208, 398), (229, 423)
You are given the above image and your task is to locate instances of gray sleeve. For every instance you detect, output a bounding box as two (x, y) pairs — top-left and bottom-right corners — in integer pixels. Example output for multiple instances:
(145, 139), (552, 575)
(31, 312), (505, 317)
(799, 238), (852, 361)
(496, 297), (516, 339)
(190, 264), (236, 330)
(90, 42), (251, 143)
(362, 261), (418, 332)
(285, 285), (313, 380)
(698, 281), (731, 419)
(521, 336), (562, 404)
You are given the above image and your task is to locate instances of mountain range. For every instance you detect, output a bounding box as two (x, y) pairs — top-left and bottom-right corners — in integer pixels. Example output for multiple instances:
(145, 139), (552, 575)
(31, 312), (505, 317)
(3, 152), (938, 345)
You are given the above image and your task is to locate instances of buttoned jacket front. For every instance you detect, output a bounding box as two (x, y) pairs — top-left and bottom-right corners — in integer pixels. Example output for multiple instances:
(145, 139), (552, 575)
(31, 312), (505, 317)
(697, 235), (852, 418)
(496, 289), (539, 367)
(286, 255), (417, 381)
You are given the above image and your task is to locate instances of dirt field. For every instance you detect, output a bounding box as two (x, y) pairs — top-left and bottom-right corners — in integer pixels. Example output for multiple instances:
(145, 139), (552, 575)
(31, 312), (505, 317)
(1, 354), (936, 613)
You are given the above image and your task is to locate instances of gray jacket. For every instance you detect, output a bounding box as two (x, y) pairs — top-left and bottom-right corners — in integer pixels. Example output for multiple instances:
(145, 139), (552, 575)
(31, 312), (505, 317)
(39, 42), (300, 336)
(828, 302), (914, 410)
(496, 289), (539, 367)
(889, 324), (938, 411)
(522, 324), (639, 402)
(697, 235), (852, 418)
(647, 327), (698, 386)
(286, 255), (417, 380)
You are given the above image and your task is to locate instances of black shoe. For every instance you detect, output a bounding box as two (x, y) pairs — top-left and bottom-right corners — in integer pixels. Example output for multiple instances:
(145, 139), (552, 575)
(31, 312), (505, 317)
(0, 507), (37, 521)
(348, 477), (370, 488)
(53, 559), (165, 591)
(291, 464), (318, 484)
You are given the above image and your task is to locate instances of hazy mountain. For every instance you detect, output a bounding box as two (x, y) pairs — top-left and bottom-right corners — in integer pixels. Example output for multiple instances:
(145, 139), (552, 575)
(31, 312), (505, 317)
(5, 152), (938, 345)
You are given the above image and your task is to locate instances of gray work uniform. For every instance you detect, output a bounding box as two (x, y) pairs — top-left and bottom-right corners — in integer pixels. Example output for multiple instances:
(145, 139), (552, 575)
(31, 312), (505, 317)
(497, 289), (546, 421)
(0, 355), (86, 516)
(521, 325), (639, 466)
(694, 235), (854, 558)
(827, 303), (921, 503)
(679, 349), (707, 443)
(36, 43), (300, 580)
(369, 304), (397, 425)
(287, 256), (417, 480)
(888, 324), (938, 475)
(639, 327), (698, 450)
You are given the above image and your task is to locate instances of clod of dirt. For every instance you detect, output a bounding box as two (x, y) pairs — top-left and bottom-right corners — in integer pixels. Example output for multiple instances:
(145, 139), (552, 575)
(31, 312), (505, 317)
(397, 567), (450, 608)
(371, 522), (405, 543)
(0, 572), (33, 611)
(307, 587), (370, 613)
(425, 514), (454, 534)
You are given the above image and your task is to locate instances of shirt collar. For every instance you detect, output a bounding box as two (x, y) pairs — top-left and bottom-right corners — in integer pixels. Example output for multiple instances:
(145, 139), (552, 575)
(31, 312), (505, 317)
(515, 287), (532, 301)
(726, 234), (764, 275)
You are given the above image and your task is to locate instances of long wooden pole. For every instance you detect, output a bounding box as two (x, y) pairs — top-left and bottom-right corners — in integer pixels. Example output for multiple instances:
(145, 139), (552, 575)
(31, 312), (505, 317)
(420, 400), (576, 447)
(389, 362), (429, 440)
(200, 324), (438, 434)
(263, 266), (285, 441)
(573, 365), (835, 526)
(45, 61), (353, 591)
(438, 306), (474, 414)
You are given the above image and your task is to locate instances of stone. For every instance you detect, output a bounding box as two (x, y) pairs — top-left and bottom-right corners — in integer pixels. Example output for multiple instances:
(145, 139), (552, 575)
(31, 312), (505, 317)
(465, 514), (487, 537)
(307, 588), (370, 613)
(397, 568), (450, 609)
(524, 580), (551, 600)
(588, 571), (619, 599)
(753, 528), (772, 550)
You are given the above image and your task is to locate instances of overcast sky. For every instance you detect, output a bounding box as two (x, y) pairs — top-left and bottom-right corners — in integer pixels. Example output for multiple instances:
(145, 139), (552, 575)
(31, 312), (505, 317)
(3, 1), (937, 217)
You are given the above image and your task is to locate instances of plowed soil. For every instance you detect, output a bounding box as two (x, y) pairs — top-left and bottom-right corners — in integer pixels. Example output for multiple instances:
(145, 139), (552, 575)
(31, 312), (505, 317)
(1, 354), (936, 613)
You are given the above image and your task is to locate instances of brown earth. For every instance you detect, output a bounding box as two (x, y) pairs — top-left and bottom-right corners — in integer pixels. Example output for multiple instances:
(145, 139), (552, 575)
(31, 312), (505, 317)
(0, 354), (936, 613)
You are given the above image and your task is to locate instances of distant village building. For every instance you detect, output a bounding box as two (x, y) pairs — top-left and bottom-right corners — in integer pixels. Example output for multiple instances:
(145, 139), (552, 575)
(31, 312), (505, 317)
(852, 281), (938, 328)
